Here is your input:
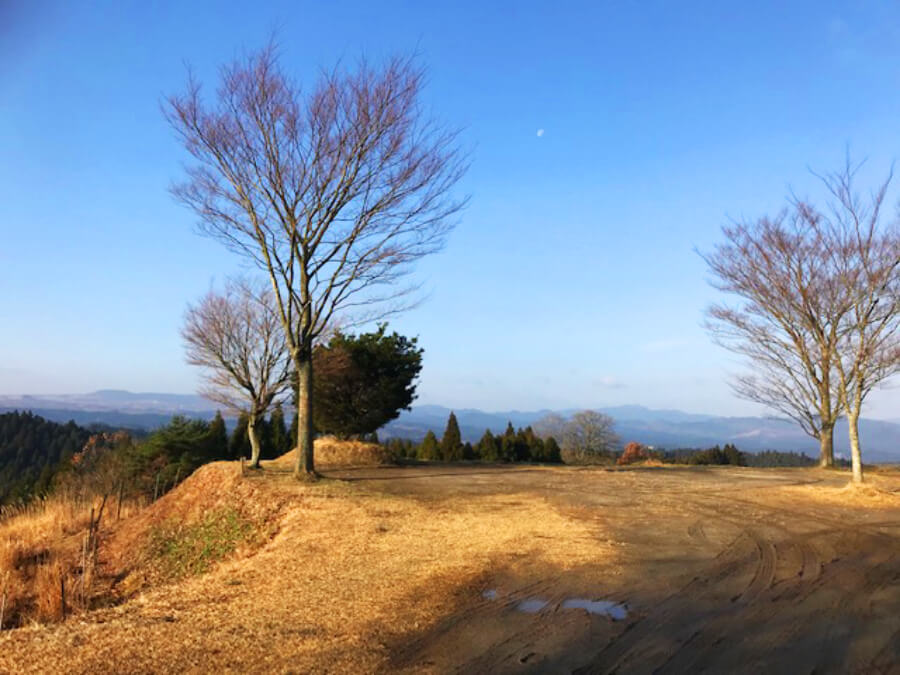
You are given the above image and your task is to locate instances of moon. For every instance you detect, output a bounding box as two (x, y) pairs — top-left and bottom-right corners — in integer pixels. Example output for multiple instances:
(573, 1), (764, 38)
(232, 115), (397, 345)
(536, 129), (545, 137)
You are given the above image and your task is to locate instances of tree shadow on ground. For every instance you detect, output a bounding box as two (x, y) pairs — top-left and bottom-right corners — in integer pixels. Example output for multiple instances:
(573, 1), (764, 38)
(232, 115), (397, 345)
(373, 509), (900, 674)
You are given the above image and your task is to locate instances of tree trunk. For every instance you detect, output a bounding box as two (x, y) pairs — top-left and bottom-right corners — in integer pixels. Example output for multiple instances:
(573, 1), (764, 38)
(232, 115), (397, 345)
(847, 411), (864, 483)
(295, 357), (316, 478)
(818, 423), (835, 468)
(247, 415), (262, 469)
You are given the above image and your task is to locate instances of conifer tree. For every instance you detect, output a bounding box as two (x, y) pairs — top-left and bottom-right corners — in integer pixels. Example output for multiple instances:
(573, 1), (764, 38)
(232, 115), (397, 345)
(525, 426), (545, 462)
(269, 404), (291, 456)
(463, 441), (476, 460)
(208, 411), (229, 461)
(514, 428), (531, 462)
(385, 438), (406, 460)
(258, 416), (277, 460)
(498, 422), (518, 462)
(544, 436), (562, 463)
(499, 435), (516, 463)
(440, 412), (464, 461)
(418, 430), (440, 461)
(313, 325), (423, 439)
(477, 429), (499, 462)
(229, 412), (252, 461)
(723, 443), (744, 466)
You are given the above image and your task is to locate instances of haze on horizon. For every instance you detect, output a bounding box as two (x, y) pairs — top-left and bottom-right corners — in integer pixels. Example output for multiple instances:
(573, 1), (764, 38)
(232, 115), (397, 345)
(3, 1), (900, 419)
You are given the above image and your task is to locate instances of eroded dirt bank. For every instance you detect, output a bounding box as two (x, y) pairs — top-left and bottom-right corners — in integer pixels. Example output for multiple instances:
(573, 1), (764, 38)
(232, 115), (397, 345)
(1, 464), (898, 674)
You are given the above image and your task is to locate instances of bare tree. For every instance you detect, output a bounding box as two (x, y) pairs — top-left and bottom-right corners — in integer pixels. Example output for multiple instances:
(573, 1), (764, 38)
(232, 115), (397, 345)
(703, 205), (846, 467)
(561, 410), (620, 463)
(819, 161), (900, 483)
(182, 278), (292, 468)
(532, 413), (567, 441)
(167, 45), (467, 477)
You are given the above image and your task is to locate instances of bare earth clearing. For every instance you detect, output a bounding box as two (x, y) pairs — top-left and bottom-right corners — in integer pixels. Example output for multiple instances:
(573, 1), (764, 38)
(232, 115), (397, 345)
(2, 461), (899, 674)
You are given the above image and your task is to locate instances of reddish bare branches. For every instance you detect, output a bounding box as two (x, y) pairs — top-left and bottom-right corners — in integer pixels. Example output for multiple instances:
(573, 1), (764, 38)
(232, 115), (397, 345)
(182, 278), (292, 467)
(704, 157), (900, 481)
(167, 45), (468, 476)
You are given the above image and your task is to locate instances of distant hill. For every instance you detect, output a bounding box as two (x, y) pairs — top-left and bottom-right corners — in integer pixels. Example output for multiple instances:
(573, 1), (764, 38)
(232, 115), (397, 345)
(0, 391), (222, 431)
(0, 390), (217, 415)
(3, 392), (899, 462)
(0, 411), (93, 502)
(0, 407), (195, 432)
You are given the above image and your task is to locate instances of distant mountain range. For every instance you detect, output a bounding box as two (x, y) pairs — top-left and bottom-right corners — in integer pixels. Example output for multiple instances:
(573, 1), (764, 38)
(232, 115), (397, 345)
(383, 405), (900, 463)
(0, 390), (217, 414)
(0, 390), (219, 431)
(2, 391), (899, 462)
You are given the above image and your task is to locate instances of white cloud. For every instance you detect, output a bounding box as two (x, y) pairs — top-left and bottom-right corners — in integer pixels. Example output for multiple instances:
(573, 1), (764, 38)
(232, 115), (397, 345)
(592, 376), (625, 389)
(536, 129), (544, 137)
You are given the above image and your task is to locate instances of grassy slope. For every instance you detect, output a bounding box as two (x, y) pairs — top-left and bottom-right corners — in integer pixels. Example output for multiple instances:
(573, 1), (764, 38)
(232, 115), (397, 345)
(0, 444), (612, 673)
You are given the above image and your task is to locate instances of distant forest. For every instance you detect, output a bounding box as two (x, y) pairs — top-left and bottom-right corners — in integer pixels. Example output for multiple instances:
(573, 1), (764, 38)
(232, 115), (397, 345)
(658, 445), (818, 467)
(0, 408), (294, 506)
(0, 411), (93, 502)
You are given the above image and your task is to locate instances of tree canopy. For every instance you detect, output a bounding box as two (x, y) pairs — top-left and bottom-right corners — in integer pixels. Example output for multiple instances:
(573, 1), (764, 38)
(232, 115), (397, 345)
(313, 324), (423, 438)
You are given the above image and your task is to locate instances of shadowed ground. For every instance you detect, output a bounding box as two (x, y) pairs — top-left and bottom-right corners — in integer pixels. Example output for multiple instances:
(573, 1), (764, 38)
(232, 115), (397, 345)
(1, 463), (898, 674)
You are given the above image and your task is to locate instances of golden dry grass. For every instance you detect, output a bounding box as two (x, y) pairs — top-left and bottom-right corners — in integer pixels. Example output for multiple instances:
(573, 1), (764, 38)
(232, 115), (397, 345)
(0, 495), (139, 627)
(269, 436), (392, 469)
(638, 458), (665, 467)
(5, 452), (899, 673)
(0, 460), (615, 673)
(783, 478), (900, 506)
(736, 467), (900, 513)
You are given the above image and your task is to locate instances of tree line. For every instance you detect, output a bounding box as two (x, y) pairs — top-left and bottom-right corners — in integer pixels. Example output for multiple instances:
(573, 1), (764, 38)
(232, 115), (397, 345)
(381, 411), (819, 469)
(383, 409), (619, 464)
(384, 413), (563, 463)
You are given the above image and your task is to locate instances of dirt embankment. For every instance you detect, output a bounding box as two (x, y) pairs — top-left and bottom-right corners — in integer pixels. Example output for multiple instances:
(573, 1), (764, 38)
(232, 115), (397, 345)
(1, 461), (898, 674)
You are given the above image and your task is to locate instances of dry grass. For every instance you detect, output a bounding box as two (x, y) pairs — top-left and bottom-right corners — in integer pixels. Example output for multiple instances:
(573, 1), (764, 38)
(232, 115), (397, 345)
(785, 480), (900, 506)
(0, 494), (140, 627)
(744, 468), (900, 509)
(639, 458), (665, 467)
(103, 462), (290, 594)
(0, 458), (616, 673)
(6, 450), (898, 673)
(269, 436), (392, 468)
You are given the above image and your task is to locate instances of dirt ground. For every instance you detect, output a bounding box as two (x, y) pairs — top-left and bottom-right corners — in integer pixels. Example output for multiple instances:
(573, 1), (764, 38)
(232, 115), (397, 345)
(2, 463), (899, 674)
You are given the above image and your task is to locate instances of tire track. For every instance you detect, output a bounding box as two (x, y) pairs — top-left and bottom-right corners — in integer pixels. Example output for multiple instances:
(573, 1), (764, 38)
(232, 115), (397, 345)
(391, 468), (900, 674)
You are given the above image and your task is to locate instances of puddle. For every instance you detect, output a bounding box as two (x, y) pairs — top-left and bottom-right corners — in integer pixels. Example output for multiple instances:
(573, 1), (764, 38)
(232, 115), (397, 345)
(516, 598), (550, 613)
(482, 589), (627, 620)
(561, 598), (628, 620)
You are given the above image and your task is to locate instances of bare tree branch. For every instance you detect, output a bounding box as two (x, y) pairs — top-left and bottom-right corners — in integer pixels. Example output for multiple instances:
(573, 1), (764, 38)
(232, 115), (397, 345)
(817, 159), (900, 483)
(167, 45), (468, 477)
(701, 205), (846, 467)
(182, 277), (292, 467)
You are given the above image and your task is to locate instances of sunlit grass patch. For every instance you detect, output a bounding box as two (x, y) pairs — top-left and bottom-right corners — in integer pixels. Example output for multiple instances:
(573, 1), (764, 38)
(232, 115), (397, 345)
(147, 508), (254, 578)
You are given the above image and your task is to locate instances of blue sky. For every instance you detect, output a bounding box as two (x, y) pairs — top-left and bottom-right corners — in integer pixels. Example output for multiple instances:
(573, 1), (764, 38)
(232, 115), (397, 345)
(3, 1), (900, 417)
